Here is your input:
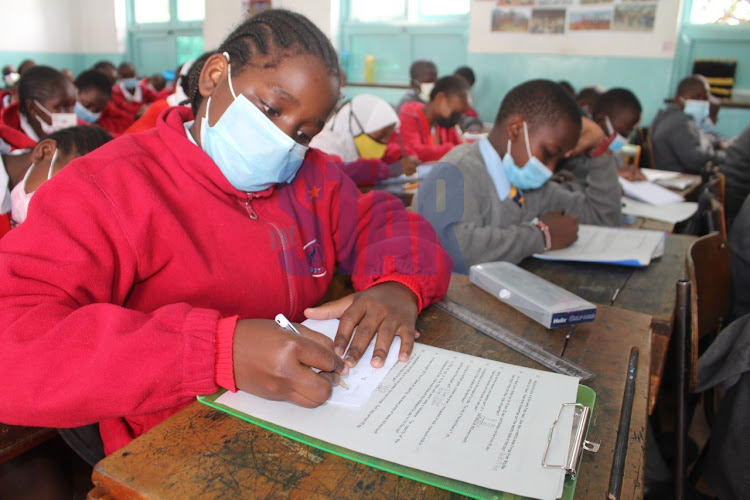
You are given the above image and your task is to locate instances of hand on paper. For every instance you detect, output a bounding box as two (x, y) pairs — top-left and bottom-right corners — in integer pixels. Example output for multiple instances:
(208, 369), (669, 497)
(617, 162), (647, 181)
(304, 281), (419, 370)
(565, 116), (606, 158)
(232, 319), (345, 407)
(539, 212), (579, 250)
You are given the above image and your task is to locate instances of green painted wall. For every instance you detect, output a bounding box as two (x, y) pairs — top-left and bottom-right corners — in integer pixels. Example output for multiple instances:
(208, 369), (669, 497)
(0, 52), (125, 76)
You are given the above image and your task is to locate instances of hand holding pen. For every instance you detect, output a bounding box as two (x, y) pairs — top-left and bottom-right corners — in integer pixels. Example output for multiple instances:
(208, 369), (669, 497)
(276, 314), (349, 389)
(231, 318), (346, 407)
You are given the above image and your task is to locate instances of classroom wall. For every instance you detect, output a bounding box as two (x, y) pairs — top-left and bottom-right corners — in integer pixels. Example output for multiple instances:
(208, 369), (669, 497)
(0, 0), (123, 74)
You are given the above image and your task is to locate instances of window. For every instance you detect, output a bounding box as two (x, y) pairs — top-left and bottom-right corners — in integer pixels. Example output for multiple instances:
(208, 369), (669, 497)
(348, 0), (470, 23)
(177, 0), (205, 22)
(689, 0), (750, 25)
(134, 0), (170, 24)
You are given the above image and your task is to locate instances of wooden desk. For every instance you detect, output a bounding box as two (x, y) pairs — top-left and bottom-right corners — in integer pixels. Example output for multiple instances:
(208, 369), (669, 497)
(0, 424), (56, 463)
(624, 216), (675, 233)
(89, 276), (651, 500)
(521, 233), (695, 414)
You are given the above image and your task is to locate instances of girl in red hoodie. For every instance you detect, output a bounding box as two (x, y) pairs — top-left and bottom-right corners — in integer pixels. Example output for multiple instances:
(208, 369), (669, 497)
(0, 9), (451, 462)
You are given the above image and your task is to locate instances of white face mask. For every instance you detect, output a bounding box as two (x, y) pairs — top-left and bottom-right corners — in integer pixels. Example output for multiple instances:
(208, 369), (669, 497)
(34, 100), (77, 135)
(418, 82), (435, 102)
(10, 149), (57, 225)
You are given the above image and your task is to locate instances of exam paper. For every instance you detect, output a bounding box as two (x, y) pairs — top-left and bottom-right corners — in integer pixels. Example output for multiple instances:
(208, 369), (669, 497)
(217, 345), (578, 500)
(534, 224), (666, 267)
(302, 318), (401, 408)
(618, 177), (685, 206)
(639, 169), (696, 190)
(640, 168), (681, 182)
(622, 198), (699, 223)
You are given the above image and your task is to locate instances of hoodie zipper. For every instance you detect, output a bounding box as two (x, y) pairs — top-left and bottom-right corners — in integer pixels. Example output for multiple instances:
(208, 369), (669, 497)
(242, 196), (296, 316)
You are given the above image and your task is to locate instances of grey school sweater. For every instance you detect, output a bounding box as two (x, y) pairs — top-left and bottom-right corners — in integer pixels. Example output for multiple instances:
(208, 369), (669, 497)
(650, 104), (726, 173)
(412, 142), (622, 273)
(720, 124), (750, 229)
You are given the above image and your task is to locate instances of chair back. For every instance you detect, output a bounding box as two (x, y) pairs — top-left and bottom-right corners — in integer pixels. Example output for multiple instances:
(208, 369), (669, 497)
(685, 232), (730, 390)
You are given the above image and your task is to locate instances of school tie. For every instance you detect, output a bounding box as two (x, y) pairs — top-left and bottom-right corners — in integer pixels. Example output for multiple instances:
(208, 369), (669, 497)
(509, 185), (525, 208)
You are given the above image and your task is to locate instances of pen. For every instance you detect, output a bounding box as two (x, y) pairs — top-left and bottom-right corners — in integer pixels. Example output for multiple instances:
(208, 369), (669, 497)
(274, 314), (349, 389)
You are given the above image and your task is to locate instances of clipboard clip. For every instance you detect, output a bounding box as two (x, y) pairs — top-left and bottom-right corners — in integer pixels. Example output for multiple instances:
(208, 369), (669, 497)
(541, 403), (600, 480)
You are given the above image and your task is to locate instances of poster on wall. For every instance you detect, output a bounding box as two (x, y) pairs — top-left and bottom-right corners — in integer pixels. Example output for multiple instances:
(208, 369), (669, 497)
(490, 0), (658, 34)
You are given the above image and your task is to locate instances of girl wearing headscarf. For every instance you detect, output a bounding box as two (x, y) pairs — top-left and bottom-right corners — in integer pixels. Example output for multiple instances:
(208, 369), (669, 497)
(311, 94), (417, 185)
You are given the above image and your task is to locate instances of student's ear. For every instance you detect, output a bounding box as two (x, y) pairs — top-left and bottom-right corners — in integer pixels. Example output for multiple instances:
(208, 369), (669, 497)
(505, 114), (525, 143)
(198, 53), (230, 98)
(30, 139), (57, 163)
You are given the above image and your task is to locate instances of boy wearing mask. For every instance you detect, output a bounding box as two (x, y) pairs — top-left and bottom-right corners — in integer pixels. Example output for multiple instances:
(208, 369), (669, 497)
(396, 60), (438, 112)
(413, 79), (621, 272)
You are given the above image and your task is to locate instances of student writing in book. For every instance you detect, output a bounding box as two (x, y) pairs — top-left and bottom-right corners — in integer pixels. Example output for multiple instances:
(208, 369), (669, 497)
(392, 75), (469, 163)
(110, 62), (156, 117)
(413, 79), (621, 273)
(74, 70), (134, 137)
(650, 75), (726, 173)
(0, 9), (452, 461)
(309, 94), (418, 185)
(554, 88), (643, 188)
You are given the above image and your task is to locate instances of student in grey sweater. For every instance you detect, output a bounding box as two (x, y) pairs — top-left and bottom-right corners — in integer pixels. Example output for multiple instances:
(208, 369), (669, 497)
(650, 76), (725, 173)
(413, 80), (622, 273)
(721, 124), (750, 229)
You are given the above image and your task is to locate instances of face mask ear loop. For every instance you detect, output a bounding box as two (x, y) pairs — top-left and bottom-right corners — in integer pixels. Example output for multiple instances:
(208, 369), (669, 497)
(506, 139), (512, 158)
(605, 116), (615, 135)
(46, 148), (58, 180)
(223, 52), (238, 100)
(523, 121), (533, 160)
(33, 100), (53, 123)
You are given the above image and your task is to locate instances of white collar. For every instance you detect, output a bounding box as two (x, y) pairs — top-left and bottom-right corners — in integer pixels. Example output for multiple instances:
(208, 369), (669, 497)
(184, 120), (199, 146)
(119, 82), (143, 103)
(18, 113), (40, 143)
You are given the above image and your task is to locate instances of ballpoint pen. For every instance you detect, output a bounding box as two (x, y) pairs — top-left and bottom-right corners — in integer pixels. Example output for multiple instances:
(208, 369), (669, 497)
(275, 314), (349, 389)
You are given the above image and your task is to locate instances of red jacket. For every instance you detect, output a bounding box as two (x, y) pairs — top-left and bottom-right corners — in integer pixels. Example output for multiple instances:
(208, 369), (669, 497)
(0, 102), (36, 149)
(388, 101), (463, 162)
(0, 107), (452, 455)
(123, 99), (171, 134)
(96, 101), (135, 137)
(110, 81), (157, 116)
(332, 157), (391, 186)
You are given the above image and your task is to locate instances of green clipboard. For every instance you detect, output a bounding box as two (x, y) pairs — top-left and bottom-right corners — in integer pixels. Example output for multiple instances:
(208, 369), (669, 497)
(198, 385), (596, 500)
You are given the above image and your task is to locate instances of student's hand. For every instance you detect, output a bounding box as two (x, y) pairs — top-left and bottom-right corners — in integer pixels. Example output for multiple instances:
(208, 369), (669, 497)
(551, 169), (577, 184)
(539, 212), (579, 250)
(565, 116), (606, 158)
(232, 319), (344, 407)
(401, 155), (419, 176)
(618, 163), (646, 181)
(304, 282), (419, 370)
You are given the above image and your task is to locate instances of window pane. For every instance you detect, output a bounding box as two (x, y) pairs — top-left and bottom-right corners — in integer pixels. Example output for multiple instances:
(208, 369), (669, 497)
(350, 0), (407, 22)
(177, 0), (205, 22)
(690, 0), (750, 25)
(176, 35), (205, 65)
(134, 0), (170, 23)
(419, 0), (470, 18)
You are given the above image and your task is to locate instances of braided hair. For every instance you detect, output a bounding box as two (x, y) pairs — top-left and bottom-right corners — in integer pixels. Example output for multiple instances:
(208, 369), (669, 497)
(46, 125), (113, 156)
(188, 9), (340, 114)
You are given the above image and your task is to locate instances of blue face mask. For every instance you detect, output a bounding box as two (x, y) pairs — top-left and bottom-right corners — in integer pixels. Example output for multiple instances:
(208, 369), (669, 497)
(74, 101), (101, 124)
(682, 98), (710, 125)
(605, 115), (629, 152)
(502, 121), (552, 191)
(200, 52), (308, 193)
(123, 77), (139, 91)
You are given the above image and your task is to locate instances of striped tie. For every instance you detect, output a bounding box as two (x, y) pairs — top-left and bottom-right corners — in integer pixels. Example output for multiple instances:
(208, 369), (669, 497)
(510, 185), (525, 207)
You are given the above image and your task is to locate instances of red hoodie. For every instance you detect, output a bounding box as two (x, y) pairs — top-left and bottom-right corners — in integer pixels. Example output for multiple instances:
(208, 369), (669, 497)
(387, 101), (463, 162)
(110, 81), (157, 117)
(0, 102), (37, 149)
(0, 107), (452, 455)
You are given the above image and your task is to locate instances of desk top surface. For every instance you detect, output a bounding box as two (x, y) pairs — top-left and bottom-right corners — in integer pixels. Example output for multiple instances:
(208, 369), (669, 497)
(91, 275), (652, 500)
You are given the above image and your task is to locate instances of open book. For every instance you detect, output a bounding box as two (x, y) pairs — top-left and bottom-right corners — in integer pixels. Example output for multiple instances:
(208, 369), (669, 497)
(200, 319), (595, 500)
(533, 225), (666, 267)
(618, 177), (685, 206)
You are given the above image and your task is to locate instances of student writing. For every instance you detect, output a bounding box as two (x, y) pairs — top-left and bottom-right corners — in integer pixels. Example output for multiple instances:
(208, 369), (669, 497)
(0, 10), (451, 460)
(414, 79), (620, 273)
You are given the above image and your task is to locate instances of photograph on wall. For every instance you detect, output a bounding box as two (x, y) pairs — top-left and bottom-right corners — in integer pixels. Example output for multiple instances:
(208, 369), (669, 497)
(491, 8), (531, 32)
(539, 0), (573, 5)
(568, 9), (611, 30)
(529, 8), (566, 33)
(496, 0), (535, 6)
(612, 4), (657, 31)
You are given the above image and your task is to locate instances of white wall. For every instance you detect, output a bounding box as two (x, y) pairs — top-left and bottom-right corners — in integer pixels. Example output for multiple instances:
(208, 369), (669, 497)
(0, 0), (76, 52)
(71, 0), (121, 53)
(203, 0), (337, 51)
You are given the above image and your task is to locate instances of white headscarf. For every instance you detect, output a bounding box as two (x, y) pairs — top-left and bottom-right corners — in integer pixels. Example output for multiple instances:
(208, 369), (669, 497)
(310, 94), (399, 162)
(167, 58), (195, 107)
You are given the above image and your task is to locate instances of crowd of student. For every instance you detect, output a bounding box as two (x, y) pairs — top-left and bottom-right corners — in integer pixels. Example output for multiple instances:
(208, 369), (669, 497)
(0, 8), (748, 497)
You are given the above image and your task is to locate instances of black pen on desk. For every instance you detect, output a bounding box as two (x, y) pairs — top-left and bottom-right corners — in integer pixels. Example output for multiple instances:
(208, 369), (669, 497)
(274, 314), (349, 389)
